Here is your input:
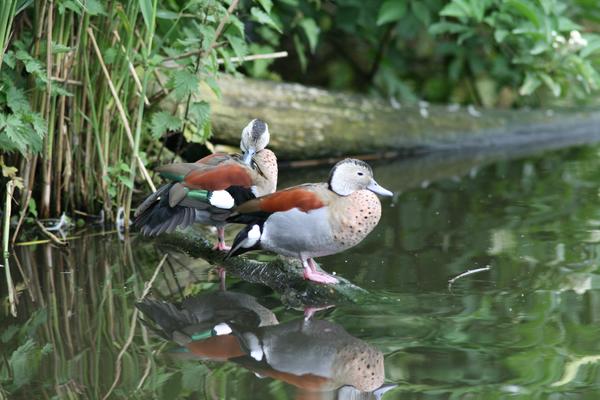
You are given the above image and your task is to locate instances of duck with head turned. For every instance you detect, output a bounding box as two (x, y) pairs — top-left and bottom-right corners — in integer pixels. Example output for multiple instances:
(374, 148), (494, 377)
(133, 119), (277, 250)
(227, 158), (393, 284)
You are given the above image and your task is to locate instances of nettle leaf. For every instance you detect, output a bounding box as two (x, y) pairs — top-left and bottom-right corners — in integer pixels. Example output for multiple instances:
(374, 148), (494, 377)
(3, 114), (28, 153)
(186, 101), (211, 143)
(251, 7), (282, 33)
(199, 24), (216, 50)
(299, 18), (320, 53)
(169, 69), (200, 100)
(227, 15), (245, 38)
(189, 101), (210, 127)
(15, 50), (46, 79)
(7, 85), (30, 113)
(225, 33), (248, 59)
(204, 75), (221, 98)
(377, 0), (407, 26)
(151, 111), (182, 138)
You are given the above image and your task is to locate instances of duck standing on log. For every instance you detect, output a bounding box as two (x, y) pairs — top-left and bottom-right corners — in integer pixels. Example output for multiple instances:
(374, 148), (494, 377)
(227, 159), (393, 284)
(133, 119), (278, 251)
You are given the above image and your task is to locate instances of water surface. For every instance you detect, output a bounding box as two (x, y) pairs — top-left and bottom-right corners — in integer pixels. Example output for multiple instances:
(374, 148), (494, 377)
(4, 144), (600, 398)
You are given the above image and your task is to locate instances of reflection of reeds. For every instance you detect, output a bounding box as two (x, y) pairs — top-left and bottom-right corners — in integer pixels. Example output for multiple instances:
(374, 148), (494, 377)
(3, 180), (17, 316)
(5, 233), (165, 398)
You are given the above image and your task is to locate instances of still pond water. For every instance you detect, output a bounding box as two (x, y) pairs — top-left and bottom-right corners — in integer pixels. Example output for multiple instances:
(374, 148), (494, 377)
(4, 144), (600, 399)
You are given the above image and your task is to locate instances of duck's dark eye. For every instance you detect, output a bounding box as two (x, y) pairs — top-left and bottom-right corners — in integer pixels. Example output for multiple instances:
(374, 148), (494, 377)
(357, 172), (364, 176)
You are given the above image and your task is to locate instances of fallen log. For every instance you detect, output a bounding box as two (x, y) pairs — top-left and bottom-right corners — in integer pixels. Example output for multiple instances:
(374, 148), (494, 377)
(158, 228), (368, 306)
(189, 76), (600, 159)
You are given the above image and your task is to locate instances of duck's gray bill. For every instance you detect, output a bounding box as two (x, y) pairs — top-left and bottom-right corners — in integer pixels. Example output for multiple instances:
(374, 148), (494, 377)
(242, 148), (256, 165)
(367, 180), (393, 196)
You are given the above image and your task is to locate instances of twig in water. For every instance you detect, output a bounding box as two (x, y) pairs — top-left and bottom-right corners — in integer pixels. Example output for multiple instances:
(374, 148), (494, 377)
(448, 265), (491, 290)
(35, 220), (67, 246)
(102, 254), (168, 400)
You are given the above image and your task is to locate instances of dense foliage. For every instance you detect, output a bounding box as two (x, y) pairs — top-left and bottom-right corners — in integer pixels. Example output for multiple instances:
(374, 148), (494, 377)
(252, 0), (600, 107)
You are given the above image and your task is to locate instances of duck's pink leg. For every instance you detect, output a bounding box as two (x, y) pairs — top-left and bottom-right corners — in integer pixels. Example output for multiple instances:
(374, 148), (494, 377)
(302, 258), (338, 284)
(212, 226), (231, 251)
(216, 267), (227, 291)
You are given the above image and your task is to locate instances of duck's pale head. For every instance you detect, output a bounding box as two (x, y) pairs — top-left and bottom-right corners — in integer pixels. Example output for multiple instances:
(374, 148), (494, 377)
(328, 158), (393, 197)
(240, 119), (270, 164)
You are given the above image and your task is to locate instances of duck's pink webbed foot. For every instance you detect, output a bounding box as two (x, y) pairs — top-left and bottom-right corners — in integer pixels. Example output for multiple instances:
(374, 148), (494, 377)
(212, 226), (231, 251)
(302, 258), (338, 284)
(212, 242), (231, 251)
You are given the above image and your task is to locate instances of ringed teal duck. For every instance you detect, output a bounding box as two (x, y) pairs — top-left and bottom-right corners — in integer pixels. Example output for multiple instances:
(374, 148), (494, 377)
(227, 158), (392, 284)
(134, 119), (278, 250)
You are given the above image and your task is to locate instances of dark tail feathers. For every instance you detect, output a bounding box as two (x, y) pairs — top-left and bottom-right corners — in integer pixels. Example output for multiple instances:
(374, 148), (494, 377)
(133, 183), (196, 236)
(136, 298), (198, 340)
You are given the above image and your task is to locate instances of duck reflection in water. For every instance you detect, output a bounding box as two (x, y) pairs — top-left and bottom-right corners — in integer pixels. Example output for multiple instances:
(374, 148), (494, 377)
(137, 291), (393, 399)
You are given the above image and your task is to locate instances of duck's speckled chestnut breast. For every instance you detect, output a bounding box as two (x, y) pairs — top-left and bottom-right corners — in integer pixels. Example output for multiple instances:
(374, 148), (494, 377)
(330, 190), (382, 251)
(253, 149), (278, 195)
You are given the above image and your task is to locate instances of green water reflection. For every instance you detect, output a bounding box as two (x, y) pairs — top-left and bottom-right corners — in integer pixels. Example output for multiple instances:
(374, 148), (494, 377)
(4, 144), (600, 398)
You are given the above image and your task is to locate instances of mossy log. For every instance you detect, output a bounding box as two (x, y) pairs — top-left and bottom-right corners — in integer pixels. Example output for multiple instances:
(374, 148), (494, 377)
(186, 76), (600, 159)
(158, 228), (368, 306)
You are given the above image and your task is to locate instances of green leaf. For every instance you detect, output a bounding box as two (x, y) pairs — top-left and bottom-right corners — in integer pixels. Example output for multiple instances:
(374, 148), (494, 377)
(411, 0), (430, 26)
(227, 15), (245, 37)
(118, 175), (134, 189)
(188, 101), (210, 127)
(251, 7), (281, 33)
(156, 9), (180, 20)
(494, 29), (509, 43)
(293, 34), (307, 72)
(225, 33), (247, 59)
(138, 0), (153, 31)
(151, 111), (181, 138)
(439, 1), (470, 20)
(182, 363), (209, 392)
(84, 0), (106, 16)
(9, 339), (51, 389)
(186, 101), (211, 143)
(506, 0), (540, 28)
(519, 72), (541, 95)
(429, 22), (470, 35)
(377, 0), (407, 26)
(256, 0), (273, 13)
(204, 75), (221, 98)
(539, 73), (561, 97)
(529, 41), (548, 55)
(299, 18), (320, 53)
(169, 69), (200, 100)
(7, 85), (29, 113)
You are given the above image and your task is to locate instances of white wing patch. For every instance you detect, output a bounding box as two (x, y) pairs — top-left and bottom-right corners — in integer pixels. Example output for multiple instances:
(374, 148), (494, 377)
(209, 190), (235, 209)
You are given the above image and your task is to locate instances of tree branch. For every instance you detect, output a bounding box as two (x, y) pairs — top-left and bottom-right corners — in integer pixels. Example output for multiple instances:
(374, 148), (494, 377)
(156, 228), (368, 306)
